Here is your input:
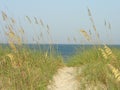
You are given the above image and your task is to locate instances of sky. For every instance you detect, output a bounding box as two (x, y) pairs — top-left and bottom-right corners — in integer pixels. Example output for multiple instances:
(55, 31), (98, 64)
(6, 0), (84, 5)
(0, 0), (120, 44)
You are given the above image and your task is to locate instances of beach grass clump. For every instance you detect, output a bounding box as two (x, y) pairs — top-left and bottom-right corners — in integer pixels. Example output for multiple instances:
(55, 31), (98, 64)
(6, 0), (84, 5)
(0, 11), (64, 90)
(66, 8), (120, 89)
(67, 47), (120, 89)
(67, 47), (102, 66)
(0, 46), (64, 90)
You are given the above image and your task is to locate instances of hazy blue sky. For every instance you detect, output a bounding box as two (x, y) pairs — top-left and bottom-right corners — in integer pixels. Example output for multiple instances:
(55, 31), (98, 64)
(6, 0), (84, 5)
(0, 0), (120, 44)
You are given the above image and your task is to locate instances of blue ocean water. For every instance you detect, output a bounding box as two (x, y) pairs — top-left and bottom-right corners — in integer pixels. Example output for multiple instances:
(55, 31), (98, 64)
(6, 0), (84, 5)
(28, 44), (82, 59)
(1, 44), (120, 60)
(27, 44), (120, 60)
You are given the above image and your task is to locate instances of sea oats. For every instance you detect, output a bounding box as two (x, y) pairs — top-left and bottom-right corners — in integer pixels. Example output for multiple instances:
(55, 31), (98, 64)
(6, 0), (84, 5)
(46, 24), (50, 34)
(88, 8), (92, 16)
(8, 31), (15, 38)
(9, 41), (16, 51)
(80, 29), (91, 41)
(108, 64), (120, 82)
(99, 48), (108, 59)
(11, 17), (16, 24)
(2, 11), (8, 20)
(40, 19), (44, 26)
(89, 30), (92, 35)
(7, 53), (14, 61)
(104, 45), (116, 60)
(8, 25), (13, 32)
(99, 45), (116, 60)
(19, 27), (24, 34)
(10, 24), (14, 30)
(90, 17), (94, 25)
(93, 25), (97, 31)
(104, 45), (112, 56)
(87, 8), (101, 41)
(16, 36), (22, 45)
(47, 24), (50, 30)
(26, 16), (31, 23)
(34, 17), (38, 24)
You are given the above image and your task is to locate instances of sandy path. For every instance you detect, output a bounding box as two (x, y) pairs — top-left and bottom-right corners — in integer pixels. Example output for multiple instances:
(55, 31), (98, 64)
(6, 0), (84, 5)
(47, 67), (79, 90)
(47, 66), (107, 90)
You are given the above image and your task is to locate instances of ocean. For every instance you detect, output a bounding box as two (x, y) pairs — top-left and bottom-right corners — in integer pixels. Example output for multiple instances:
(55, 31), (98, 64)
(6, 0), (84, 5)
(27, 44), (120, 60)
(1, 44), (120, 60)
(28, 44), (83, 59)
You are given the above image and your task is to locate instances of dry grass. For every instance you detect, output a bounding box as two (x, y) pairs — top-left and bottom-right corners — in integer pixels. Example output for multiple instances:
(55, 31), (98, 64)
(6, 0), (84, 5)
(0, 11), (64, 90)
(108, 64), (120, 82)
(67, 8), (120, 89)
(80, 29), (91, 41)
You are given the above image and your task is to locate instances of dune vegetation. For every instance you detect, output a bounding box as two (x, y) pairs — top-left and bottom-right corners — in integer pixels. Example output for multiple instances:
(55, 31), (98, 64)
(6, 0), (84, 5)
(67, 8), (120, 90)
(0, 11), (64, 90)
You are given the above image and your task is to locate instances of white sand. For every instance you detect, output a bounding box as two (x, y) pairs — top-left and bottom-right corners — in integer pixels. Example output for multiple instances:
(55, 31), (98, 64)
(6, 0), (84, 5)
(47, 67), (79, 90)
(47, 66), (107, 90)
